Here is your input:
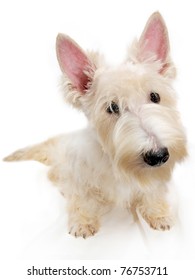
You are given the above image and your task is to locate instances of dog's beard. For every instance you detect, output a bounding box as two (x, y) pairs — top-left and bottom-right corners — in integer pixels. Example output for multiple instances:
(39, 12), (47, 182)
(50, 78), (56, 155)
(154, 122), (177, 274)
(101, 110), (187, 186)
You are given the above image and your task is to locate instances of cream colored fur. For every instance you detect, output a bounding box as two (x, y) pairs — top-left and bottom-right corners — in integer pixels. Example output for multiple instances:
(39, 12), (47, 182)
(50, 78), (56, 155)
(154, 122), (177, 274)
(4, 12), (187, 238)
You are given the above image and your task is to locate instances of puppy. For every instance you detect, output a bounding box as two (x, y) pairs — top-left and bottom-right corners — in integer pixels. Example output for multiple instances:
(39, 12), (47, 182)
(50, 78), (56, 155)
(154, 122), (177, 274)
(4, 12), (187, 238)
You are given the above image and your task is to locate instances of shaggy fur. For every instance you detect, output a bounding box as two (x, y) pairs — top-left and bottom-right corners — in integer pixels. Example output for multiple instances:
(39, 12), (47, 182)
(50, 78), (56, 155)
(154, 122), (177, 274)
(4, 12), (187, 238)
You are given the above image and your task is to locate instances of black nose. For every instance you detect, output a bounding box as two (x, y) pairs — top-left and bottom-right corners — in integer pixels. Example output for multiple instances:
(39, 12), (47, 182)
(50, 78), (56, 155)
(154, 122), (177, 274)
(143, 147), (169, 167)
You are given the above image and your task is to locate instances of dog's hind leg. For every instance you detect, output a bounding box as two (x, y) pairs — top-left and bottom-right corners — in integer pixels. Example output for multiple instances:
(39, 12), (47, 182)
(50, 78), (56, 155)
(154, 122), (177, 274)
(3, 137), (59, 166)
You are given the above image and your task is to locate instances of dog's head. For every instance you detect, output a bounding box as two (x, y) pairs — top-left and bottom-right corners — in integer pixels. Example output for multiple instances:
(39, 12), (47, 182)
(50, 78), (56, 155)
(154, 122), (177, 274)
(56, 12), (187, 184)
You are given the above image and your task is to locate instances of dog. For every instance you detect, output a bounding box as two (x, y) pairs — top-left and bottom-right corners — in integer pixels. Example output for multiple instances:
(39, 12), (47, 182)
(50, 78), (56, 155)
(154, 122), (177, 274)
(4, 12), (187, 238)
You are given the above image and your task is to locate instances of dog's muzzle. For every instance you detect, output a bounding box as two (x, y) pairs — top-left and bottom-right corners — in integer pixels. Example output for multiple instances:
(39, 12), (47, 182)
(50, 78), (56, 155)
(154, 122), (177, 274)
(143, 147), (169, 167)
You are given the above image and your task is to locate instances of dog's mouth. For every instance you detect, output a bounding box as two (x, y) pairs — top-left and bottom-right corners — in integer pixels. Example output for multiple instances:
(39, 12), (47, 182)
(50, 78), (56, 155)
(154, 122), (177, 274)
(142, 147), (169, 167)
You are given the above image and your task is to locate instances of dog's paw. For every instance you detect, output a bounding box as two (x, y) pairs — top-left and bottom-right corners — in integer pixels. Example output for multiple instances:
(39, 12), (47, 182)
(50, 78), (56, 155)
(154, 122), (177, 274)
(68, 223), (99, 238)
(145, 215), (174, 231)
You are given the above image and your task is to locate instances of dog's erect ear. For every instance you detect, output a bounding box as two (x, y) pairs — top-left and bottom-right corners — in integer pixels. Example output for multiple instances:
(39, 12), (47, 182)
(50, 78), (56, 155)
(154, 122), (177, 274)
(56, 34), (94, 93)
(137, 12), (175, 76)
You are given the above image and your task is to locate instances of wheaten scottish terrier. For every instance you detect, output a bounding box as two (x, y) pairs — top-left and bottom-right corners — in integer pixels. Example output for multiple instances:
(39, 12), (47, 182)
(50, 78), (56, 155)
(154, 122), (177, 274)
(4, 12), (187, 238)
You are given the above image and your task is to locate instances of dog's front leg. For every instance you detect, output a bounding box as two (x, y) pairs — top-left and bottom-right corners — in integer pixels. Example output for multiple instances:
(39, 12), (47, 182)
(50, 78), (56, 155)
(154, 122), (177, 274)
(138, 190), (175, 231)
(67, 191), (110, 238)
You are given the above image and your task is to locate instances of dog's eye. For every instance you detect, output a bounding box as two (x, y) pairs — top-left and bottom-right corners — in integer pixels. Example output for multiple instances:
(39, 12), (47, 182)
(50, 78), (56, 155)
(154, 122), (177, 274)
(150, 92), (160, 103)
(106, 101), (120, 115)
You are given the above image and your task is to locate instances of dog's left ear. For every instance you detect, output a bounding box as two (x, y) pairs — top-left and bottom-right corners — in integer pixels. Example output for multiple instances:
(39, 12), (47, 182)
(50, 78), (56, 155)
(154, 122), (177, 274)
(56, 34), (95, 93)
(137, 12), (175, 78)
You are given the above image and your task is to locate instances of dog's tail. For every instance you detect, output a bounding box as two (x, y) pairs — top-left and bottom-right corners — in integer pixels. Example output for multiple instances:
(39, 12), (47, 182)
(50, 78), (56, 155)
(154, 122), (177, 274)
(3, 138), (57, 166)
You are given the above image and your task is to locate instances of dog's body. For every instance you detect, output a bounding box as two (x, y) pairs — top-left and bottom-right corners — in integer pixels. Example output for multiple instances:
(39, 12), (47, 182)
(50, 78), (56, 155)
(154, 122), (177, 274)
(4, 12), (187, 238)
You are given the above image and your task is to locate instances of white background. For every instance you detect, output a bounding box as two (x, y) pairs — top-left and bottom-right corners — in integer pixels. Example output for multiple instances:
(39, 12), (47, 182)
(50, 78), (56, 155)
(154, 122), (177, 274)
(0, 0), (195, 269)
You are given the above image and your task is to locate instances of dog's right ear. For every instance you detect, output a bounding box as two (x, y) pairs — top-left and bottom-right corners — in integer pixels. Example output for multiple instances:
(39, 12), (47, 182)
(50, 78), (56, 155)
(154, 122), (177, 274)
(138, 12), (169, 65)
(56, 34), (95, 93)
(127, 12), (176, 79)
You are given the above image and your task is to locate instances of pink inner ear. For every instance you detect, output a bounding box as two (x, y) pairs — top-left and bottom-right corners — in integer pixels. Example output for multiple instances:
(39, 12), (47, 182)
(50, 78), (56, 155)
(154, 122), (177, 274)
(56, 34), (91, 92)
(139, 13), (169, 63)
